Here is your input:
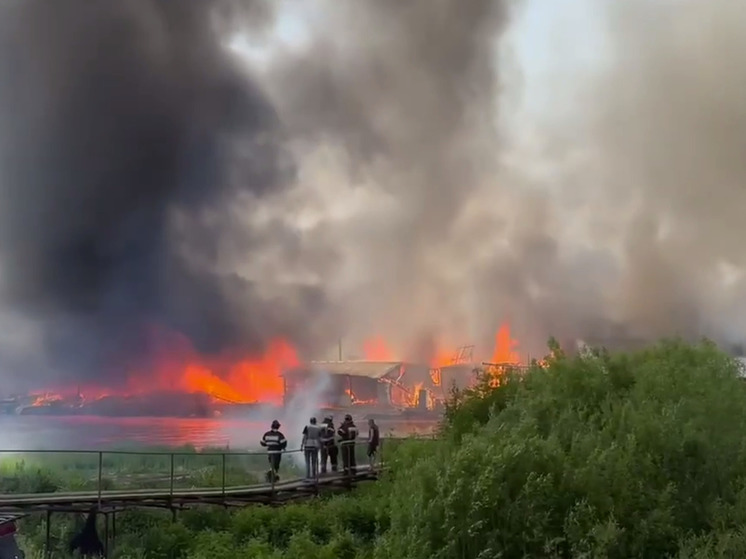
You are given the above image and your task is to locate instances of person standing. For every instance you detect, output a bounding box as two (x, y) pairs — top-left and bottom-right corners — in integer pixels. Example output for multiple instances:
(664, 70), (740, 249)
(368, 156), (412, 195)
(260, 419), (287, 483)
(301, 417), (322, 480)
(320, 416), (339, 474)
(337, 414), (358, 476)
(68, 508), (105, 558)
(367, 418), (380, 467)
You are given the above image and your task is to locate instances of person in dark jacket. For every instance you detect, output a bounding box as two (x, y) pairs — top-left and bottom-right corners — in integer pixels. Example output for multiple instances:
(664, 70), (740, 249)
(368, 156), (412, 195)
(260, 419), (287, 482)
(337, 414), (358, 475)
(68, 508), (105, 557)
(320, 416), (338, 474)
(301, 417), (322, 480)
(367, 418), (380, 467)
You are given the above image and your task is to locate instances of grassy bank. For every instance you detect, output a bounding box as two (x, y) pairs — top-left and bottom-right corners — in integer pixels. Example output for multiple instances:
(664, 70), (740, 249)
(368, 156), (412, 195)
(0, 441), (389, 495)
(9, 339), (746, 558)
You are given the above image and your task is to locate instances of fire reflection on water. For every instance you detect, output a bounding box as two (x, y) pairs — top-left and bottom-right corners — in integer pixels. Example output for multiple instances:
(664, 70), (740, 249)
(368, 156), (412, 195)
(0, 415), (436, 451)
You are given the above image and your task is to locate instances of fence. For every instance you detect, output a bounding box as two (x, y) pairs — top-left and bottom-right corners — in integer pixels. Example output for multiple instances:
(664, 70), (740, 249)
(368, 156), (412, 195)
(0, 439), (386, 502)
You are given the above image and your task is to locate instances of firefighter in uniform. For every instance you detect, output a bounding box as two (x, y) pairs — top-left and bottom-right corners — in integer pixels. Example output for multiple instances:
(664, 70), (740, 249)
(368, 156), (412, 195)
(337, 414), (358, 475)
(260, 419), (287, 482)
(320, 415), (338, 474)
(301, 417), (322, 480)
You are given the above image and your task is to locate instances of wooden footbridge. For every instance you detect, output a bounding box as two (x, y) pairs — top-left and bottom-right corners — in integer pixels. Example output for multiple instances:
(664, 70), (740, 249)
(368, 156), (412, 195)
(0, 443), (384, 513)
(0, 443), (385, 556)
(0, 464), (380, 513)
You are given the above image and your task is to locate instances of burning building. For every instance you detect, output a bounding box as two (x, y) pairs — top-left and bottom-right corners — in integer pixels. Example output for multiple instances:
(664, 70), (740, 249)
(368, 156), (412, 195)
(437, 364), (480, 394)
(283, 360), (436, 411)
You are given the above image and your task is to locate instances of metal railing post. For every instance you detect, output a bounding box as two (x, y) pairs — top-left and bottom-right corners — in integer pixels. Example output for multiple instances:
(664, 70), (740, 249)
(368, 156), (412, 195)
(97, 451), (103, 507)
(169, 452), (175, 498)
(221, 453), (226, 498)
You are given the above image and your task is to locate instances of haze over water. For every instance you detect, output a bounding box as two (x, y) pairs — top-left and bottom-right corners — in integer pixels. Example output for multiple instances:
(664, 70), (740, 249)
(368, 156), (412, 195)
(0, 416), (434, 451)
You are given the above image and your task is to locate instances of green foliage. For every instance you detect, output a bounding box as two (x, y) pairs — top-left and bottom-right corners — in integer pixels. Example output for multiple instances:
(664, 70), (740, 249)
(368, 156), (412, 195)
(379, 338), (746, 558)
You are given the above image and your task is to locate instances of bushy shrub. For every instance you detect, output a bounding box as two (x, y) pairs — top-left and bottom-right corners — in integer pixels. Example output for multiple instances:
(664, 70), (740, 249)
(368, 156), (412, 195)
(378, 339), (746, 558)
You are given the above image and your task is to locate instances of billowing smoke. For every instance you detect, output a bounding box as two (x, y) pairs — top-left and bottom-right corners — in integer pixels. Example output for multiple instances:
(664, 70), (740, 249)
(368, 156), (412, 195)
(1, 0), (745, 391)
(251, 0), (746, 357)
(585, 0), (746, 345)
(0, 0), (336, 388)
(256, 0), (513, 359)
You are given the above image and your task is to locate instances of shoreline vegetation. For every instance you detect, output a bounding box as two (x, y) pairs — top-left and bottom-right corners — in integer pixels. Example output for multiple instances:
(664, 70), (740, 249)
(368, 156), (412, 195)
(5, 339), (746, 558)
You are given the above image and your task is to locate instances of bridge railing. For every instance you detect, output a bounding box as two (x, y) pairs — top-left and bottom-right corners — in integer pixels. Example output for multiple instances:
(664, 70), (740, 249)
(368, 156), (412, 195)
(0, 439), (386, 499)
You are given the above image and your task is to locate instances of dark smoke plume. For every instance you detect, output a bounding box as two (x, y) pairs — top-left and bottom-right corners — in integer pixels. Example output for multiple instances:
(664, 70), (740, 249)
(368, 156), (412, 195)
(0, 0), (332, 387)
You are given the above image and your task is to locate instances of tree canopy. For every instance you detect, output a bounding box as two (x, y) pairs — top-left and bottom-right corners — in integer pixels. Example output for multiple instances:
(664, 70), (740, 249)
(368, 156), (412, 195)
(377, 339), (746, 558)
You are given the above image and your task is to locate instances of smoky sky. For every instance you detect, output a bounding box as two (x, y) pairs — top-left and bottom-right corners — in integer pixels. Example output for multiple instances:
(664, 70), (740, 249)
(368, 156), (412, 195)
(0, 0), (332, 386)
(254, 0), (746, 359)
(0, 0), (745, 390)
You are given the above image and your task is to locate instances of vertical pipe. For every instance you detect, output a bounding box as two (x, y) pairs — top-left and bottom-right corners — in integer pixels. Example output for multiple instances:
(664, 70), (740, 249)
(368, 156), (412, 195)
(169, 453), (175, 498)
(338, 338), (342, 361)
(221, 453), (226, 498)
(97, 451), (103, 508)
(45, 510), (51, 559)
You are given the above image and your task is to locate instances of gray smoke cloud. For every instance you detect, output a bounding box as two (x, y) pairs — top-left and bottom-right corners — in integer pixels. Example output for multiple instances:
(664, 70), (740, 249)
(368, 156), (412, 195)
(255, 0), (514, 361)
(1, 0), (745, 392)
(586, 0), (746, 347)
(251, 0), (746, 358)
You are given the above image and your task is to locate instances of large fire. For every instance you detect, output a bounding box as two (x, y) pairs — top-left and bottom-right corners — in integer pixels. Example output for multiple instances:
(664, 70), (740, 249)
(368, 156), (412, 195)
(33, 328), (299, 407)
(28, 322), (523, 410)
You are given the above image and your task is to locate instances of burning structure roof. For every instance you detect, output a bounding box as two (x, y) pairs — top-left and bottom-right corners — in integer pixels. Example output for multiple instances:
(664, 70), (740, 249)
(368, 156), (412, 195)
(285, 360), (405, 380)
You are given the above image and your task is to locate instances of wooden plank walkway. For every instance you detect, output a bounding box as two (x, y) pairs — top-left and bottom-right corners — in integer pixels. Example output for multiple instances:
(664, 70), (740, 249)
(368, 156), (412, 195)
(0, 466), (382, 513)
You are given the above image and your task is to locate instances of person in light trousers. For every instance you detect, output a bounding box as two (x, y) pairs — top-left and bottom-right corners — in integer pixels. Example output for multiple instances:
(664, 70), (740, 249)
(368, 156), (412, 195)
(301, 417), (322, 480)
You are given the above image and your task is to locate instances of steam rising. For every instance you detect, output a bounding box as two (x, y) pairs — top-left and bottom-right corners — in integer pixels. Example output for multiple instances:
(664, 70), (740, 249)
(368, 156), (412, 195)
(0, 0), (745, 389)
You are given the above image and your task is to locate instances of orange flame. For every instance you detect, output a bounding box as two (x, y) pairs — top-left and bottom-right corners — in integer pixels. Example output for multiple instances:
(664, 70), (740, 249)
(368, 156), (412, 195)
(491, 323), (521, 365)
(123, 330), (298, 405)
(362, 336), (395, 361)
(344, 388), (377, 406)
(30, 322), (524, 409)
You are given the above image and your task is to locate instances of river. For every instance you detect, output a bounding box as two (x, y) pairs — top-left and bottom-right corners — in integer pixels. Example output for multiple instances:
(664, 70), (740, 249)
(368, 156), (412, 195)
(0, 415), (437, 451)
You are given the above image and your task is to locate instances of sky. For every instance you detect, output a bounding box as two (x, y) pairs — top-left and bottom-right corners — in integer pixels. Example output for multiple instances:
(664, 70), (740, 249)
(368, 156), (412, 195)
(262, 0), (611, 123)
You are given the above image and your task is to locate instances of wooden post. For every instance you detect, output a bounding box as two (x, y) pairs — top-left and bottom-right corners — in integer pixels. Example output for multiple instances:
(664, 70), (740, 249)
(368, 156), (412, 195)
(169, 453), (175, 498)
(104, 512), (109, 557)
(45, 510), (52, 559)
(221, 453), (226, 499)
(97, 451), (103, 508)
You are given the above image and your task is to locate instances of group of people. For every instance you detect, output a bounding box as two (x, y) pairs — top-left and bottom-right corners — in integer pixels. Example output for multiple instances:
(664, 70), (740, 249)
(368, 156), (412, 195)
(260, 415), (380, 482)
